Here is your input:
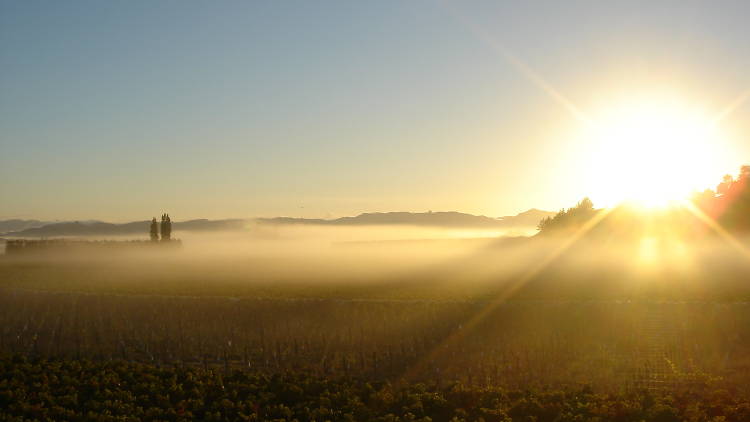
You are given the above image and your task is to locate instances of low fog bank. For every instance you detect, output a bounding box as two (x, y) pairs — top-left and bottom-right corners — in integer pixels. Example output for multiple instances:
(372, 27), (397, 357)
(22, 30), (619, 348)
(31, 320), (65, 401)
(3, 228), (750, 391)
(0, 226), (512, 297)
(3, 224), (750, 302)
(0, 224), (531, 271)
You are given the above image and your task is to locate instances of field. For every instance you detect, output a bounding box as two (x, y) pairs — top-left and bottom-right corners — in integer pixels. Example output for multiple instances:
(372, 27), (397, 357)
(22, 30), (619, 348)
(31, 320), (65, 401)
(4, 356), (750, 422)
(2, 233), (750, 421)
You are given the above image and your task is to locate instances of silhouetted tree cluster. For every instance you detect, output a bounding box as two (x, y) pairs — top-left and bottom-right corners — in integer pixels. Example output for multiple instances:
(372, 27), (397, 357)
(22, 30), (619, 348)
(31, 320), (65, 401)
(537, 197), (597, 234)
(536, 165), (750, 237)
(149, 213), (173, 242)
(693, 165), (750, 232)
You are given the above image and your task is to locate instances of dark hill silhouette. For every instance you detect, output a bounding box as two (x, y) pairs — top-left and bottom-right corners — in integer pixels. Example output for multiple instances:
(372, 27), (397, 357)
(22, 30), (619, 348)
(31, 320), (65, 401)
(2, 219), (247, 237)
(258, 209), (555, 229)
(2, 210), (555, 237)
(498, 208), (557, 226)
(0, 219), (50, 233)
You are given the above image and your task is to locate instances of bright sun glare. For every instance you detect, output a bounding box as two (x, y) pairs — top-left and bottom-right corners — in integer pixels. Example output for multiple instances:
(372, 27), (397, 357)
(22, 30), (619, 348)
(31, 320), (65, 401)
(583, 99), (728, 208)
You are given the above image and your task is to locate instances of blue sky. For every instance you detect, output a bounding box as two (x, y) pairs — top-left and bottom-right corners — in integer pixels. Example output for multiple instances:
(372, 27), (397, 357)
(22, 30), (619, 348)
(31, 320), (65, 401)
(2, 1), (750, 221)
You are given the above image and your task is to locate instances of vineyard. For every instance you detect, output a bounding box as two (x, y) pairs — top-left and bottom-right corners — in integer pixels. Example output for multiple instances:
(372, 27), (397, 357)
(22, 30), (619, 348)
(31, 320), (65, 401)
(2, 245), (750, 420)
(2, 281), (749, 392)
(3, 355), (750, 422)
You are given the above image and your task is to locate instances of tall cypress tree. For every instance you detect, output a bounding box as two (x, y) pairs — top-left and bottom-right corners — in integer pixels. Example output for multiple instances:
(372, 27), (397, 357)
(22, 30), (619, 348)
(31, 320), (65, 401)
(149, 217), (158, 241)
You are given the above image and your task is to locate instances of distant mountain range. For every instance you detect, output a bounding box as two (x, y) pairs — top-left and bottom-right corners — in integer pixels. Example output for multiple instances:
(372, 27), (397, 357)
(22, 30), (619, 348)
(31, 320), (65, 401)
(256, 209), (554, 229)
(0, 209), (554, 238)
(0, 219), (52, 233)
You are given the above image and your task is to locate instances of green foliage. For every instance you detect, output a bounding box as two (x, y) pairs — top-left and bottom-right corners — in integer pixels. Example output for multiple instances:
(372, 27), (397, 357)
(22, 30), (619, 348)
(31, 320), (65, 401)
(1, 356), (748, 422)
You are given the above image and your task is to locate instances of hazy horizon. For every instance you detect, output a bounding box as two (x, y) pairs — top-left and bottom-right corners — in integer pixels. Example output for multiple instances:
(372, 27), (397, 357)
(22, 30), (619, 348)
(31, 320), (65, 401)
(0, 207), (553, 225)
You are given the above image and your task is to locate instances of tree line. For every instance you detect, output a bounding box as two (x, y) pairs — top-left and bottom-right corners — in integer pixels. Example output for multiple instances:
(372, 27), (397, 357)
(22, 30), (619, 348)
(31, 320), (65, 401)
(536, 165), (750, 235)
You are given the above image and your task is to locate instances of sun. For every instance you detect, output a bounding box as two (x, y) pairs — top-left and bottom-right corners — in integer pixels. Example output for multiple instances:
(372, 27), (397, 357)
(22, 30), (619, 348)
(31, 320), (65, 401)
(581, 98), (728, 208)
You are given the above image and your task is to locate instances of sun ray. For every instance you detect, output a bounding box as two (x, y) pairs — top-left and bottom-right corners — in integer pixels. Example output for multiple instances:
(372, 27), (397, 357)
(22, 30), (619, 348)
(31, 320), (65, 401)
(398, 206), (613, 383)
(683, 200), (750, 260)
(441, 3), (591, 125)
(713, 88), (750, 124)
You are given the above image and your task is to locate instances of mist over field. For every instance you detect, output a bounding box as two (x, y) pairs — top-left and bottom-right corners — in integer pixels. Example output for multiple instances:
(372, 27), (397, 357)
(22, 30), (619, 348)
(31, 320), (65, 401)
(3, 227), (750, 403)
(4, 212), (750, 421)
(6, 1), (750, 420)
(4, 223), (750, 302)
